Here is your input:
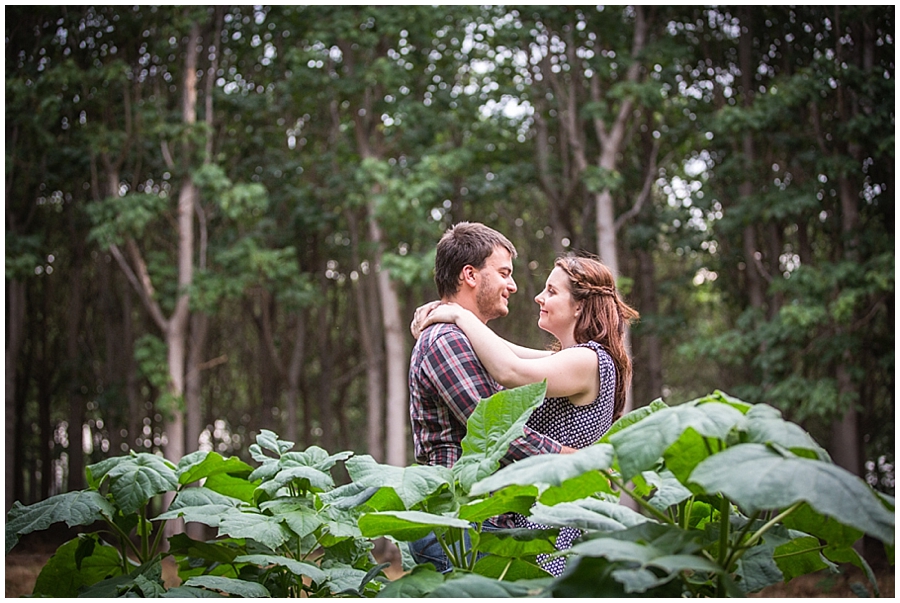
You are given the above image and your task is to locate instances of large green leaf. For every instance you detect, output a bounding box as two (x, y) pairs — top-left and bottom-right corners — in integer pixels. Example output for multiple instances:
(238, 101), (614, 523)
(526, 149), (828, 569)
(739, 404), (830, 461)
(527, 498), (649, 533)
(255, 465), (335, 497)
(734, 540), (784, 593)
(375, 564), (445, 598)
(357, 510), (470, 541)
(89, 452), (179, 515)
(184, 576), (271, 598)
(32, 536), (124, 597)
(567, 523), (721, 594)
(259, 498), (324, 539)
(609, 401), (744, 481)
(215, 508), (293, 550)
(639, 469), (693, 511)
(319, 563), (373, 595)
(177, 451), (255, 485)
(476, 527), (558, 557)
(454, 382), (547, 492)
(6, 490), (115, 553)
(771, 535), (831, 582)
(167, 533), (242, 565)
(599, 398), (668, 443)
(427, 573), (550, 597)
(204, 472), (258, 503)
(689, 443), (894, 545)
(235, 554), (327, 584)
(457, 484), (538, 523)
(471, 553), (551, 580)
(325, 455), (453, 510)
(469, 444), (614, 497)
(155, 487), (244, 527)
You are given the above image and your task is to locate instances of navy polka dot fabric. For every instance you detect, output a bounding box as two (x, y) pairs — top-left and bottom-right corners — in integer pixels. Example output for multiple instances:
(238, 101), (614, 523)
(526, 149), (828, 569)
(513, 340), (616, 577)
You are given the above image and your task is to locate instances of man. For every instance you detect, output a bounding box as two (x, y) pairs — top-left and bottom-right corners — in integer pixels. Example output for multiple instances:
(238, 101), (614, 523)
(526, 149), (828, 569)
(407, 221), (573, 571)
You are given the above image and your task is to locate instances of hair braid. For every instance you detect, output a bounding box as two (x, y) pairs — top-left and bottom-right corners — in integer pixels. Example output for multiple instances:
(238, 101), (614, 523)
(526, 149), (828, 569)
(555, 254), (640, 420)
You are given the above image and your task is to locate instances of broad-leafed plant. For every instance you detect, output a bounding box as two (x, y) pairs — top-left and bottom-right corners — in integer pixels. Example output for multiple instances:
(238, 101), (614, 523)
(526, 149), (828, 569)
(6, 382), (894, 597)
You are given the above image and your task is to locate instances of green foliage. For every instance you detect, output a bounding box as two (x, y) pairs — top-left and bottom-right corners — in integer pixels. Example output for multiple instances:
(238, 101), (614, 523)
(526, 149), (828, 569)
(6, 384), (893, 597)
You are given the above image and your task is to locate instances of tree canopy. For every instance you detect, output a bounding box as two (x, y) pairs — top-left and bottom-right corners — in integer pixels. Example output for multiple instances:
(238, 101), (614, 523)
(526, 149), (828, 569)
(5, 5), (893, 512)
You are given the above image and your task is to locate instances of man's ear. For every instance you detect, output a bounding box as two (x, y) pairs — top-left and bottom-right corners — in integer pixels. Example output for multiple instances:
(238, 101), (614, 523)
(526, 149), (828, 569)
(460, 265), (478, 288)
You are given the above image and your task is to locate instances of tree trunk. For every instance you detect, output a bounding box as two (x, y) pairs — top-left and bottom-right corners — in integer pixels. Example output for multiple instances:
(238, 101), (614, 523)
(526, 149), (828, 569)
(738, 9), (766, 312)
(635, 249), (663, 404)
(185, 313), (208, 453)
(367, 209), (408, 466)
(315, 298), (335, 451)
(347, 209), (385, 461)
(284, 315), (306, 443)
(164, 18), (200, 465)
(6, 279), (26, 510)
(66, 222), (87, 492)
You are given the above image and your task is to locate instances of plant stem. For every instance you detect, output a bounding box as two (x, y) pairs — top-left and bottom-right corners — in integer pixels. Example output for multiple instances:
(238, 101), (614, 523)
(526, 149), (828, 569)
(150, 516), (167, 559)
(497, 557), (513, 581)
(140, 504), (149, 561)
(106, 519), (143, 562)
(721, 510), (760, 570)
(607, 473), (673, 524)
(715, 496), (730, 597)
(772, 544), (827, 560)
(728, 502), (804, 568)
(437, 531), (461, 569)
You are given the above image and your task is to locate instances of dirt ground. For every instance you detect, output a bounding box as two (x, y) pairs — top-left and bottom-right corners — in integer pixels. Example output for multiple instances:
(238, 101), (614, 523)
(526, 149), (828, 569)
(5, 531), (894, 598)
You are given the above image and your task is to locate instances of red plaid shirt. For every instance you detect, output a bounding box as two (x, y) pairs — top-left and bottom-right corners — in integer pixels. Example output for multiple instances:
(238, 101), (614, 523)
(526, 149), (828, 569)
(409, 323), (563, 468)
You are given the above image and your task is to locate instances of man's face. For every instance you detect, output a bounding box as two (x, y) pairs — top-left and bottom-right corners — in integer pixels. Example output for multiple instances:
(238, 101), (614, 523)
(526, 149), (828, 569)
(473, 246), (517, 322)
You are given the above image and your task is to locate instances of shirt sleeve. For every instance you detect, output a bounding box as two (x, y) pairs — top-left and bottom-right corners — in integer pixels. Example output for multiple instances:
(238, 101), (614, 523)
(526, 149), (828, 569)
(422, 327), (562, 464)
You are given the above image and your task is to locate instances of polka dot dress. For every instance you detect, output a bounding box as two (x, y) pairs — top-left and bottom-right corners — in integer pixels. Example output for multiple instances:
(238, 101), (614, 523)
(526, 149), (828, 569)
(513, 340), (616, 577)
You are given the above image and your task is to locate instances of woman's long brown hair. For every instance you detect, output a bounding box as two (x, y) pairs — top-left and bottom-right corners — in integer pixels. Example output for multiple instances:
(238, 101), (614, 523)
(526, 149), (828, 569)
(555, 254), (640, 420)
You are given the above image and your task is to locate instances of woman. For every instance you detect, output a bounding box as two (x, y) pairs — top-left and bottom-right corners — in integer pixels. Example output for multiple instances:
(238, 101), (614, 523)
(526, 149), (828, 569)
(416, 253), (639, 576)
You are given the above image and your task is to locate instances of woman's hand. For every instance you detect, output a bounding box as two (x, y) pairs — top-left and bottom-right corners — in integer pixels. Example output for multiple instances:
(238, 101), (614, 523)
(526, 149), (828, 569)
(420, 302), (465, 331)
(410, 300), (441, 339)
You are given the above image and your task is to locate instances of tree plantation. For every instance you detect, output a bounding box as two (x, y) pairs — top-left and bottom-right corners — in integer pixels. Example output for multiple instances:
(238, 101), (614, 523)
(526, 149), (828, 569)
(4, 5), (894, 596)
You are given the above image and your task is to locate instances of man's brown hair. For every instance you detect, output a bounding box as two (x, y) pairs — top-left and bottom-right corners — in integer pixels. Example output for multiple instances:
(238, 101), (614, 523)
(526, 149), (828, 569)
(434, 222), (517, 298)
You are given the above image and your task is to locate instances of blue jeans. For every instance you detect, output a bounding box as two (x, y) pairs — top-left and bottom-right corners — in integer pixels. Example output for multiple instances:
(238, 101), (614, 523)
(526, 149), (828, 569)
(408, 522), (497, 573)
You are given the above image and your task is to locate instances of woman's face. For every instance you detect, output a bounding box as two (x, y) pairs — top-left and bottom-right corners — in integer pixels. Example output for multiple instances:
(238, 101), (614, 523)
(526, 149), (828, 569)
(534, 266), (579, 339)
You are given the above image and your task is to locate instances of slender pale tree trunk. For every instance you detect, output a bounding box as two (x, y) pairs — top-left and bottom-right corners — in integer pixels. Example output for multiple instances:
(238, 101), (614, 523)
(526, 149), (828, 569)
(366, 208), (408, 466)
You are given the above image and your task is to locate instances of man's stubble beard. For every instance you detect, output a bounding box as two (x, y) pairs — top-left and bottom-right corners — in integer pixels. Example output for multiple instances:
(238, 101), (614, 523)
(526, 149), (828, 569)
(475, 283), (509, 323)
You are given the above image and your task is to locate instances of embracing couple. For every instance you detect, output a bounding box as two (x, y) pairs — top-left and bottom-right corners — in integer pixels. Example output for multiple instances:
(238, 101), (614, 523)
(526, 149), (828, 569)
(407, 221), (639, 577)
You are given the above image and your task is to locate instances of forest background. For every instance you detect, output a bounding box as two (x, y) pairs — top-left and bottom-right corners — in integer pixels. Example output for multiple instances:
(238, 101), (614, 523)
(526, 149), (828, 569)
(4, 5), (894, 516)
